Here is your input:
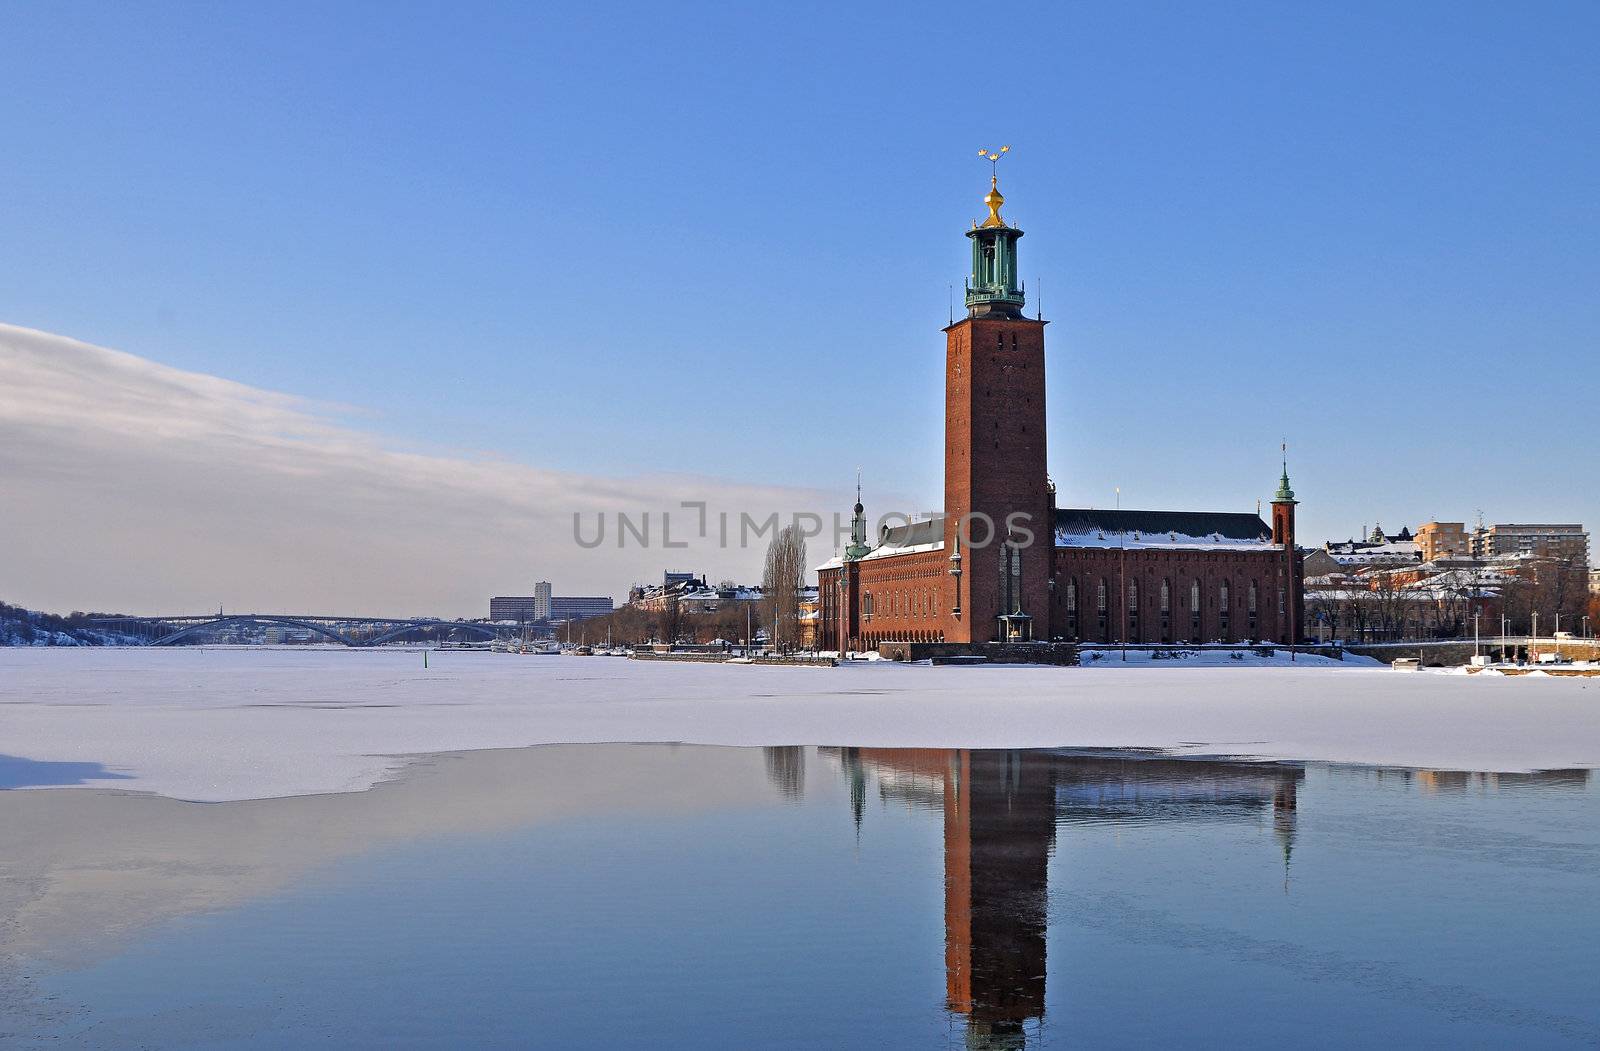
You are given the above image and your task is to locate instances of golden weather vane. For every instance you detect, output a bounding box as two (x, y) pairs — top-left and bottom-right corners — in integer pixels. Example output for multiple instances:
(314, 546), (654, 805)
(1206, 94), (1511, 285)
(976, 145), (1011, 228)
(977, 144), (1011, 176)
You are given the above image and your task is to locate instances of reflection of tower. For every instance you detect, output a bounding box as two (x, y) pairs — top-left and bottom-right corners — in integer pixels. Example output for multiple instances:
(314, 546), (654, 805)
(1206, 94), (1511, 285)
(944, 751), (1056, 1050)
(849, 748), (1055, 1048)
(762, 747), (805, 800)
(1272, 775), (1298, 893)
(845, 748), (1308, 1049)
(838, 747), (867, 837)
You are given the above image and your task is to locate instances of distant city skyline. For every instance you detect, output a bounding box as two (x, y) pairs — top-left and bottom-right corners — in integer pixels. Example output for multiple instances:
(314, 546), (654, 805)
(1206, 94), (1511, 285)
(2, 2), (1597, 613)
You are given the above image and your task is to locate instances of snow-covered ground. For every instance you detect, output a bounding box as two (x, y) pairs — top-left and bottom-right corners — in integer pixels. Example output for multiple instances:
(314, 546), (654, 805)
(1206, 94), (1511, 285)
(1076, 646), (1366, 667)
(1, 647), (1596, 802)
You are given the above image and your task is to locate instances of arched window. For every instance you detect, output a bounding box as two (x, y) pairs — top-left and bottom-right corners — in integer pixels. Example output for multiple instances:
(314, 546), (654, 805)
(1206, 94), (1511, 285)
(1190, 580), (1201, 611)
(1279, 588), (1287, 616)
(1066, 579), (1077, 612)
(1129, 579), (1139, 611)
(1249, 582), (1258, 613)
(863, 593), (874, 619)
(1097, 580), (1108, 612)
(1160, 579), (1170, 613)
(1219, 581), (1230, 609)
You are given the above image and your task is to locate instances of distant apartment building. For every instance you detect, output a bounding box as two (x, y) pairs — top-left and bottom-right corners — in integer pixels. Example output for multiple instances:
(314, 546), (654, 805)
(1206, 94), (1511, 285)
(1414, 522), (1469, 563)
(490, 596), (542, 622)
(549, 596), (614, 623)
(491, 584), (610, 624)
(1470, 524), (1589, 565)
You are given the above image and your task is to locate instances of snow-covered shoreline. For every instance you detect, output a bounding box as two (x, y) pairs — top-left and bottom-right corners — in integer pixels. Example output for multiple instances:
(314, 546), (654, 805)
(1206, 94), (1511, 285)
(1, 647), (1596, 802)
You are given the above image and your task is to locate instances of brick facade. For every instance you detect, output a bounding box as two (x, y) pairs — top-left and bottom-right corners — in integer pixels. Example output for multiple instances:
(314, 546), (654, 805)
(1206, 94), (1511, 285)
(1052, 547), (1301, 645)
(821, 547), (951, 651)
(942, 315), (1052, 643)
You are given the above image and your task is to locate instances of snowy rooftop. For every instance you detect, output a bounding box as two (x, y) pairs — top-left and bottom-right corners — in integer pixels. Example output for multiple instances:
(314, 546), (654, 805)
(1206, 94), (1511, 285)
(1056, 528), (1280, 552)
(1054, 508), (1276, 551)
(859, 539), (944, 561)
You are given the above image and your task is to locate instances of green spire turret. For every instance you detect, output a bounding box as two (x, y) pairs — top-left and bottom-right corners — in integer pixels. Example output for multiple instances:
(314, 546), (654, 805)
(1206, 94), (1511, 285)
(1274, 467), (1296, 504)
(844, 473), (872, 560)
(1273, 445), (1297, 504)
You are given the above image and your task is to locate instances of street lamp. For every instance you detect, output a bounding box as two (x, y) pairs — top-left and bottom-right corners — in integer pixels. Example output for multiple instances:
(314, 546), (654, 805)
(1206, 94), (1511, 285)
(1473, 611), (1480, 658)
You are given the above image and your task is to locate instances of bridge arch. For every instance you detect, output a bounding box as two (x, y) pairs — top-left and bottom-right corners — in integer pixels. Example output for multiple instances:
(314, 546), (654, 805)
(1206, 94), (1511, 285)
(363, 621), (503, 646)
(151, 616), (357, 647)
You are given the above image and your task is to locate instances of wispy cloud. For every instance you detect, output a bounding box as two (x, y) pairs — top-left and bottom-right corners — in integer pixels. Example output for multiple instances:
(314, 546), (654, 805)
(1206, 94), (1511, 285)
(0, 324), (832, 615)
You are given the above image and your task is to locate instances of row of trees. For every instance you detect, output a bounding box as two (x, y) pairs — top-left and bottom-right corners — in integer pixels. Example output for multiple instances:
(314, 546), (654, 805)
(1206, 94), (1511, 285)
(1306, 557), (1594, 642)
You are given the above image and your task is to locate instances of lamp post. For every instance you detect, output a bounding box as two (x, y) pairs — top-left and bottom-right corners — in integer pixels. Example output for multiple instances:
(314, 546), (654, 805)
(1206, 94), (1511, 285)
(1501, 614), (1508, 664)
(1117, 487), (1127, 662)
(1473, 611), (1480, 658)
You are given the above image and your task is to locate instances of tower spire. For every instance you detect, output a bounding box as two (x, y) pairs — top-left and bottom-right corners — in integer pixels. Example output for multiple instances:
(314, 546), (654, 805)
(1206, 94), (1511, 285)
(1274, 441), (1296, 504)
(845, 469), (871, 560)
(965, 147), (1025, 319)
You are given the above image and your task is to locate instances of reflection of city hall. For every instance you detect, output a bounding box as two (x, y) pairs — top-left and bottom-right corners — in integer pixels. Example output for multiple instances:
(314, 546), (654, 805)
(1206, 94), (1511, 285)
(822, 748), (1303, 1050)
(816, 174), (1304, 652)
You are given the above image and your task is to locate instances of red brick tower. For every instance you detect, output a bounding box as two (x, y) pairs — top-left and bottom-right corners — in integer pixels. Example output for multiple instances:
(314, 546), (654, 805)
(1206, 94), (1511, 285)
(1271, 458), (1302, 645)
(943, 166), (1052, 643)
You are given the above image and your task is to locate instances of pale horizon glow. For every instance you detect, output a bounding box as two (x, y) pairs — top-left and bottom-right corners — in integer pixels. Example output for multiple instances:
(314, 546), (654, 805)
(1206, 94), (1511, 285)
(0, 323), (834, 616)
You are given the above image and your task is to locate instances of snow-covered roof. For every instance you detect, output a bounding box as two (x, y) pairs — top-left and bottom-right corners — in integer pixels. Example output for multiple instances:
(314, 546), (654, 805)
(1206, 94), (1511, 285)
(859, 539), (944, 561)
(816, 518), (946, 570)
(1327, 542), (1420, 566)
(1054, 508), (1275, 551)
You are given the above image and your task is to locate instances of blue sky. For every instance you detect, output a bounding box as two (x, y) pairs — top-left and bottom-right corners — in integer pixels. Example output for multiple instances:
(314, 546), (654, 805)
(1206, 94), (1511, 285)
(3, 0), (1597, 560)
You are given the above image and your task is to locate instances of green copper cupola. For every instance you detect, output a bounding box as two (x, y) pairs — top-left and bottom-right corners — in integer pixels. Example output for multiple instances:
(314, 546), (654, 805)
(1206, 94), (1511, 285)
(1274, 463), (1297, 504)
(965, 172), (1025, 319)
(1274, 469), (1296, 504)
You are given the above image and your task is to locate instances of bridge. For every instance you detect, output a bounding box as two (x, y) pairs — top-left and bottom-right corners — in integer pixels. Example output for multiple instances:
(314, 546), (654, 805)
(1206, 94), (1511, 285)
(84, 613), (524, 648)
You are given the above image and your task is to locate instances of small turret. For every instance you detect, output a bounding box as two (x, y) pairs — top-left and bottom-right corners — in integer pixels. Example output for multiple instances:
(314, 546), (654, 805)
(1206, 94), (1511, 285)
(1274, 466), (1297, 505)
(1271, 454), (1297, 548)
(845, 476), (872, 560)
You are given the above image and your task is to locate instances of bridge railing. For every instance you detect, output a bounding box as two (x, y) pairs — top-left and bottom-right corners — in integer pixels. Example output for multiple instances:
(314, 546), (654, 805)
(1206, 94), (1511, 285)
(81, 614), (519, 648)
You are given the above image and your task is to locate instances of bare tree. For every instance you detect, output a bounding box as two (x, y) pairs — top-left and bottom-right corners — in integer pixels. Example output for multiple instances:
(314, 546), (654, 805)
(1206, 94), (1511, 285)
(1368, 569), (1407, 641)
(658, 595), (683, 645)
(1501, 556), (1589, 636)
(762, 524), (808, 653)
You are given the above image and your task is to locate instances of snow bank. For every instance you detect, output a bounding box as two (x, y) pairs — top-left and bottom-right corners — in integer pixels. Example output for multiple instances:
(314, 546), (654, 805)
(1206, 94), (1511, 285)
(0, 648), (1596, 802)
(1077, 647), (1379, 668)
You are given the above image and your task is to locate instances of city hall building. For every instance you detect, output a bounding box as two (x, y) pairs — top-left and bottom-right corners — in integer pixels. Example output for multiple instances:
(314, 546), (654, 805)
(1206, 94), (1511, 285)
(816, 174), (1303, 652)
